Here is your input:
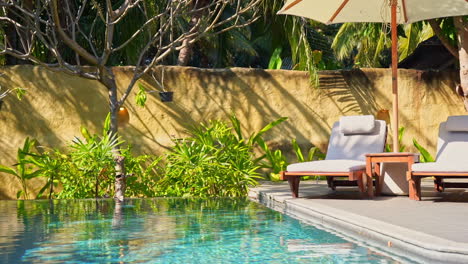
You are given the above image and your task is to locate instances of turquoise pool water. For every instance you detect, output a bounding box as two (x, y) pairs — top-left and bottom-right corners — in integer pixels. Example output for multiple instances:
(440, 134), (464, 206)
(0, 198), (405, 263)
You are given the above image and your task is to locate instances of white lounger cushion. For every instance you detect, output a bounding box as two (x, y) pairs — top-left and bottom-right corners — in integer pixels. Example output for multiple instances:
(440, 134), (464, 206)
(445, 115), (468, 132)
(287, 160), (366, 173)
(339, 115), (375, 135)
(435, 119), (468, 164)
(327, 119), (386, 161)
(412, 162), (468, 173)
(411, 116), (468, 173)
(286, 116), (386, 174)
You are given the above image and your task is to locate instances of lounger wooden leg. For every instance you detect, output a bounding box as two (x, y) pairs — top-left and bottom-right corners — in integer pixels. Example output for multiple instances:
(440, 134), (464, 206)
(365, 172), (374, 197)
(357, 173), (365, 194)
(327, 177), (335, 190)
(408, 174), (421, 201)
(287, 176), (301, 198)
(434, 177), (444, 192)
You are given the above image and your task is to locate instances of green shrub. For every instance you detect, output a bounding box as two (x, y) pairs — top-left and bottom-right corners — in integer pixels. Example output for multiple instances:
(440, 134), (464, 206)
(122, 146), (163, 197)
(0, 138), (41, 199)
(158, 119), (262, 197)
(27, 148), (67, 199)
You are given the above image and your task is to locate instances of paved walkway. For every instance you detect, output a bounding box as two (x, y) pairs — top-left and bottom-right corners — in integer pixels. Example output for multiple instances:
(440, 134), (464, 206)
(249, 180), (468, 264)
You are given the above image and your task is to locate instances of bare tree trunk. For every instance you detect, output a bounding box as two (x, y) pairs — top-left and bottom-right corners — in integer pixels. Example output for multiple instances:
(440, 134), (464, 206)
(177, 0), (210, 66)
(101, 67), (126, 202)
(454, 17), (468, 111)
(177, 17), (201, 66)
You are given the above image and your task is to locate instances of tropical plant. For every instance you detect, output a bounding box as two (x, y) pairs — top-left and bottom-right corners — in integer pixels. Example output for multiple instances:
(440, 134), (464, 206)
(292, 139), (325, 163)
(332, 22), (434, 68)
(121, 146), (163, 198)
(413, 139), (435, 163)
(234, 115), (288, 180)
(256, 138), (288, 180)
(59, 122), (123, 198)
(398, 22), (434, 60)
(159, 120), (260, 197)
(26, 148), (67, 199)
(159, 115), (287, 197)
(291, 139), (326, 181)
(0, 138), (41, 199)
(268, 47), (283, 69)
(385, 127), (407, 152)
(0, 0), (261, 201)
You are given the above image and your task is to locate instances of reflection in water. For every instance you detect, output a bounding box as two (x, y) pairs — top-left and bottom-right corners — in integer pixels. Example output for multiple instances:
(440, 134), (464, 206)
(0, 198), (407, 263)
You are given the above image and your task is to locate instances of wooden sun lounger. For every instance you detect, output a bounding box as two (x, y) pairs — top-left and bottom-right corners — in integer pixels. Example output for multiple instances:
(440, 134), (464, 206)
(280, 170), (371, 198)
(407, 116), (468, 201)
(408, 172), (468, 201)
(280, 116), (387, 198)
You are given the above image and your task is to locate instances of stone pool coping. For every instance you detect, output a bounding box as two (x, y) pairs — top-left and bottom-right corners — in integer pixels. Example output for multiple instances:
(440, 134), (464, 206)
(249, 181), (468, 264)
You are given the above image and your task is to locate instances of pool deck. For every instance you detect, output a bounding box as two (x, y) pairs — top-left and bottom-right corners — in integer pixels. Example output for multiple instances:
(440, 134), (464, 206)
(249, 180), (468, 264)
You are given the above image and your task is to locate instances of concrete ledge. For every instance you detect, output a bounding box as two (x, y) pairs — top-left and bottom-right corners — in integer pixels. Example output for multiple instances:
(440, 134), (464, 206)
(249, 181), (468, 264)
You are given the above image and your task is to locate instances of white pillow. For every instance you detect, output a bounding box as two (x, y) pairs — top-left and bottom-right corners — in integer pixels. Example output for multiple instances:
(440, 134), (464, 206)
(446, 115), (468, 132)
(339, 115), (375, 135)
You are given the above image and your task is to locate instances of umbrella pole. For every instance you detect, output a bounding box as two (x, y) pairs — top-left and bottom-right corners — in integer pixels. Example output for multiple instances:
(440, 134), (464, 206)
(391, 0), (399, 152)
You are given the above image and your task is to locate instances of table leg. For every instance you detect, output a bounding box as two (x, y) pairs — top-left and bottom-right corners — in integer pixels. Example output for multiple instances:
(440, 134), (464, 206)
(375, 162), (382, 196)
(407, 156), (415, 195)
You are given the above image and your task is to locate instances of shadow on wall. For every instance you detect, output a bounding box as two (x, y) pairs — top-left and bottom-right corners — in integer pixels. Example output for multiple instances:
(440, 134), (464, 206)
(321, 69), (383, 116)
(118, 66), (334, 156)
(0, 65), (465, 199)
(0, 66), (109, 149)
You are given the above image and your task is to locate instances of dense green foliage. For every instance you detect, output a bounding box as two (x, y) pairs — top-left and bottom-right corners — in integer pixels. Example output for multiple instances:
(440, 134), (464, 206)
(0, 138), (41, 199)
(2, 115), (298, 199)
(385, 126), (434, 162)
(159, 121), (260, 197)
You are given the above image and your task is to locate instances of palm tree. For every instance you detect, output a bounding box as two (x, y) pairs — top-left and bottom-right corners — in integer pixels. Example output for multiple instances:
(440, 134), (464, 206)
(332, 22), (433, 68)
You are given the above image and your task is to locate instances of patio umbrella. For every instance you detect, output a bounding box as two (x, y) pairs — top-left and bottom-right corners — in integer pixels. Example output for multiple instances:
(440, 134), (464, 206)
(278, 0), (468, 152)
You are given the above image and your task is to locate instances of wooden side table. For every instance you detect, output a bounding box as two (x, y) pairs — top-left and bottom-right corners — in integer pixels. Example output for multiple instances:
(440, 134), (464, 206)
(365, 153), (419, 196)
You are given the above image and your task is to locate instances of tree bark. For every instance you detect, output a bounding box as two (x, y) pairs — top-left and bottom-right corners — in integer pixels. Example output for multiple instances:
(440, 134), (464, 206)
(177, 18), (201, 66)
(101, 67), (126, 202)
(177, 0), (210, 66)
(454, 17), (468, 111)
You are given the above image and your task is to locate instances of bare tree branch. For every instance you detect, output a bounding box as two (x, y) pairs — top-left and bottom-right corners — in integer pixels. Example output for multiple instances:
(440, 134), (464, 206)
(51, 0), (98, 65)
(1, 0), (261, 199)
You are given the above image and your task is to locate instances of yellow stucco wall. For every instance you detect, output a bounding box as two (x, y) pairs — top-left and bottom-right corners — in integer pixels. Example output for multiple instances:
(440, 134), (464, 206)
(0, 65), (464, 199)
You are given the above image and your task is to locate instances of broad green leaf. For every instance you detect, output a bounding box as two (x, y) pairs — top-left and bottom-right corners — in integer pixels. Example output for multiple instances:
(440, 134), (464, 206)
(251, 117), (288, 144)
(136, 83), (147, 107)
(268, 47), (283, 69)
(80, 126), (92, 141)
(230, 114), (243, 141)
(292, 139), (304, 162)
(0, 165), (17, 176)
(413, 139), (435, 163)
(103, 113), (111, 134)
(15, 88), (26, 100)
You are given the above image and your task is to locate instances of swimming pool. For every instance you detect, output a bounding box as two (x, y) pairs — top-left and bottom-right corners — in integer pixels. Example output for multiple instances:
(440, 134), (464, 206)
(0, 198), (407, 263)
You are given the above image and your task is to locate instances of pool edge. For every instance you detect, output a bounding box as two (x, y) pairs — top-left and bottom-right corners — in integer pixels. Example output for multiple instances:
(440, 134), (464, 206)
(249, 188), (468, 264)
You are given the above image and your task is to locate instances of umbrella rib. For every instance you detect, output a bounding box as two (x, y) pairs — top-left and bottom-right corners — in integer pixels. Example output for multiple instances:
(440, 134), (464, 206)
(328, 0), (350, 24)
(280, 0), (303, 12)
(401, 0), (408, 23)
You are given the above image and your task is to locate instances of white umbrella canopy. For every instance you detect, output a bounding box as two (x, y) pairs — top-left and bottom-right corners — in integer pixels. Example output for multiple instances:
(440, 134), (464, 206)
(278, 0), (468, 152)
(278, 0), (468, 24)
